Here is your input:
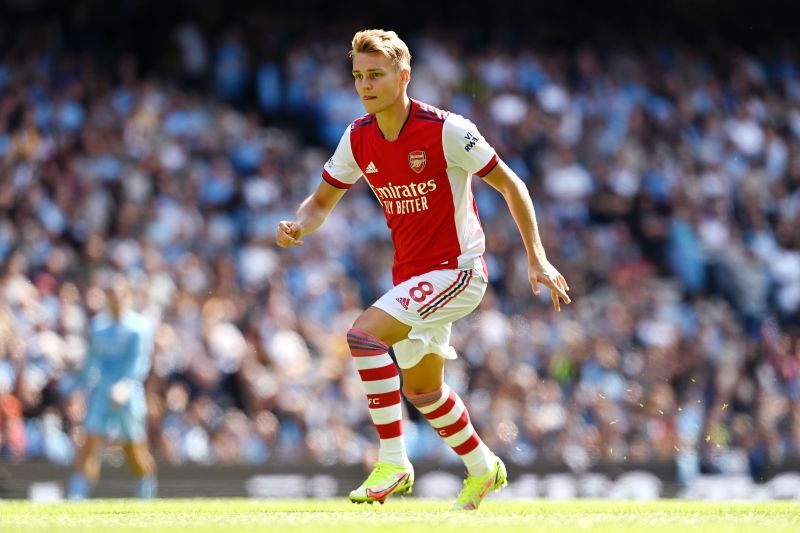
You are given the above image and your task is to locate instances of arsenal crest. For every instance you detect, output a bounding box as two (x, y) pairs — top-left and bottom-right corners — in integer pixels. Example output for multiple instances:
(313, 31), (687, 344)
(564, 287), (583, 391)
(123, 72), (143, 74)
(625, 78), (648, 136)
(408, 150), (426, 174)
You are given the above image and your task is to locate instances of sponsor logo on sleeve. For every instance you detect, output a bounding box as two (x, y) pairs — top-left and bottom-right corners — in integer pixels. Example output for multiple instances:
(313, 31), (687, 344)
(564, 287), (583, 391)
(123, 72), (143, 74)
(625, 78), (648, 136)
(463, 131), (479, 152)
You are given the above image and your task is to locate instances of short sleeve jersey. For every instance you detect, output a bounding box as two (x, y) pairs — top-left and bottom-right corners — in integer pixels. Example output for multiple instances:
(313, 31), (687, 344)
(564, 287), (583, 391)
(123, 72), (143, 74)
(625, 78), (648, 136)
(322, 99), (498, 285)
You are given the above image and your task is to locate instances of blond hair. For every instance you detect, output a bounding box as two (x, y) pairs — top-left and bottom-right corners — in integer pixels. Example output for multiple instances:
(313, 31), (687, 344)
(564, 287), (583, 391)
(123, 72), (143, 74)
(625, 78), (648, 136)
(350, 29), (411, 71)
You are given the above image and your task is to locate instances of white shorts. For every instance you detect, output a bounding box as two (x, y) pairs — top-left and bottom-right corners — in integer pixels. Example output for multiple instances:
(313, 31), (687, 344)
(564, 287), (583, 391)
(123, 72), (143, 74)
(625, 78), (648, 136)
(373, 265), (487, 369)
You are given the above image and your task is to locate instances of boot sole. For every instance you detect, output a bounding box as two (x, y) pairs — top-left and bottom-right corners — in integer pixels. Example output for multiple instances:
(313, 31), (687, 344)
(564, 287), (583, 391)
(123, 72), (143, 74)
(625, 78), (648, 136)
(349, 478), (414, 505)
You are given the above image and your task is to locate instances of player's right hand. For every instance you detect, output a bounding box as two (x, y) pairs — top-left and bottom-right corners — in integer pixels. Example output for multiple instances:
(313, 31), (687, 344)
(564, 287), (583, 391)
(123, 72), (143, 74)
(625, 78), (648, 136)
(276, 220), (304, 248)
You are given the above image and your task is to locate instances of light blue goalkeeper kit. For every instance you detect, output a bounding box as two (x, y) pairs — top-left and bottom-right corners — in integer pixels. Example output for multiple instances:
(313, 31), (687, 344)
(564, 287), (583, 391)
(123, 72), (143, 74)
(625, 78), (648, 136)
(68, 310), (156, 500)
(78, 310), (153, 442)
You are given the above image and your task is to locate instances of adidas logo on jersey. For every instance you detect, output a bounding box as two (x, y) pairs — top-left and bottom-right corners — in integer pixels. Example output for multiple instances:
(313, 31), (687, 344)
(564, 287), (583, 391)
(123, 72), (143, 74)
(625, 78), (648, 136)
(366, 161), (379, 174)
(396, 297), (410, 310)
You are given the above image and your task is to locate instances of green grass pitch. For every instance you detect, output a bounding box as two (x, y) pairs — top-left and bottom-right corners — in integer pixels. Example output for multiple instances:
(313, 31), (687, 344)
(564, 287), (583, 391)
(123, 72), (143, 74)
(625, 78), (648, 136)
(1, 499), (798, 532)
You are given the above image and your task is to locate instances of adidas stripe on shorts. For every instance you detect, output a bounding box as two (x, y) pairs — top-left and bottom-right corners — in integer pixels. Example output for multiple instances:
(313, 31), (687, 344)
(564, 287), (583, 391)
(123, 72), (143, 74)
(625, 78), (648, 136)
(373, 265), (487, 369)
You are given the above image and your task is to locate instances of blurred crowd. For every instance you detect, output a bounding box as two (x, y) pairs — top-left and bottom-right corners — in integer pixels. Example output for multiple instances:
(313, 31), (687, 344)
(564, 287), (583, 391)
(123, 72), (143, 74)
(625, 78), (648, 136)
(1, 18), (800, 485)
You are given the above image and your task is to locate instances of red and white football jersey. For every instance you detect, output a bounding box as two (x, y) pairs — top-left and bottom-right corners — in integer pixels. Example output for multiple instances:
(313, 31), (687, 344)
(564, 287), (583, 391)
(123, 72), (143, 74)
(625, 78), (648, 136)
(322, 99), (498, 285)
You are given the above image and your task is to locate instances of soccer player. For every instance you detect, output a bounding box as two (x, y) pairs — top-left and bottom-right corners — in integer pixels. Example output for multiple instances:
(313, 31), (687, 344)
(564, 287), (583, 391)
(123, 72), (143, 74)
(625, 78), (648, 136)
(276, 29), (570, 510)
(67, 277), (157, 499)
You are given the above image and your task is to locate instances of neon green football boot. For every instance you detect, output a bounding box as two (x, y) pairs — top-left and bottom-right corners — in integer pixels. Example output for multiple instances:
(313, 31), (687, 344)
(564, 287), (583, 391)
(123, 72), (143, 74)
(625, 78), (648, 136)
(349, 461), (414, 504)
(451, 456), (508, 510)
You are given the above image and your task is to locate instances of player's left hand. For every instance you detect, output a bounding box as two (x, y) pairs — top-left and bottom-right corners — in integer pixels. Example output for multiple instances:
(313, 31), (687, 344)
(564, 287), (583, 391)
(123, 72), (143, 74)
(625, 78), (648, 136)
(529, 261), (571, 312)
(109, 380), (132, 406)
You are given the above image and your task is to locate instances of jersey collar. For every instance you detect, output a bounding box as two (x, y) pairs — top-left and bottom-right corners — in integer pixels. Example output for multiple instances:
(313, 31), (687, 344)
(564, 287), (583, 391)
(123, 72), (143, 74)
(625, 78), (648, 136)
(376, 99), (417, 142)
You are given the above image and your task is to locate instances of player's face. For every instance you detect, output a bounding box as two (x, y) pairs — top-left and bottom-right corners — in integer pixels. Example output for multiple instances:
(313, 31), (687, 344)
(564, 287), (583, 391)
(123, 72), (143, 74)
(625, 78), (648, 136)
(352, 52), (408, 114)
(107, 281), (131, 318)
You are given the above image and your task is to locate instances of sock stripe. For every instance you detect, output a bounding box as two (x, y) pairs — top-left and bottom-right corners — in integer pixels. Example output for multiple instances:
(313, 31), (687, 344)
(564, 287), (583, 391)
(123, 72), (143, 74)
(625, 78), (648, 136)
(347, 331), (389, 350)
(375, 420), (403, 439)
(423, 392), (457, 420)
(362, 377), (400, 395)
(413, 384), (451, 413)
(347, 336), (387, 347)
(347, 333), (386, 345)
(435, 409), (471, 438)
(347, 329), (388, 344)
(346, 335), (388, 347)
(349, 342), (388, 352)
(347, 342), (390, 356)
(369, 404), (403, 424)
(367, 390), (401, 408)
(358, 363), (399, 382)
(452, 433), (481, 455)
(353, 354), (393, 370)
(442, 426), (474, 448)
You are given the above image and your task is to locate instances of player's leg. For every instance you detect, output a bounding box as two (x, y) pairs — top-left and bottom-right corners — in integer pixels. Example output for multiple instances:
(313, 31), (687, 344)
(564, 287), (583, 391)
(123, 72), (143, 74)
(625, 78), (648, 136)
(70, 388), (111, 499)
(394, 267), (505, 509)
(67, 434), (104, 500)
(120, 392), (158, 498)
(399, 351), (444, 395)
(403, 354), (506, 510)
(122, 440), (158, 498)
(347, 306), (414, 504)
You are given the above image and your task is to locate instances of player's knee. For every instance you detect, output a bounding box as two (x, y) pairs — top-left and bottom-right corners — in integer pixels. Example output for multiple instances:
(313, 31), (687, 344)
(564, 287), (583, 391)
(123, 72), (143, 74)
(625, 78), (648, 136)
(125, 445), (154, 476)
(350, 311), (382, 338)
(404, 386), (443, 407)
(130, 462), (145, 477)
(78, 438), (100, 461)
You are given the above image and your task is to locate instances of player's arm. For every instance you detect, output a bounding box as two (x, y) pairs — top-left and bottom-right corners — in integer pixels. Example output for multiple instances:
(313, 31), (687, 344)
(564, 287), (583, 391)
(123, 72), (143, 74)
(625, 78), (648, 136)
(276, 180), (347, 247)
(277, 123), (360, 248)
(482, 160), (571, 311)
(74, 326), (101, 392)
